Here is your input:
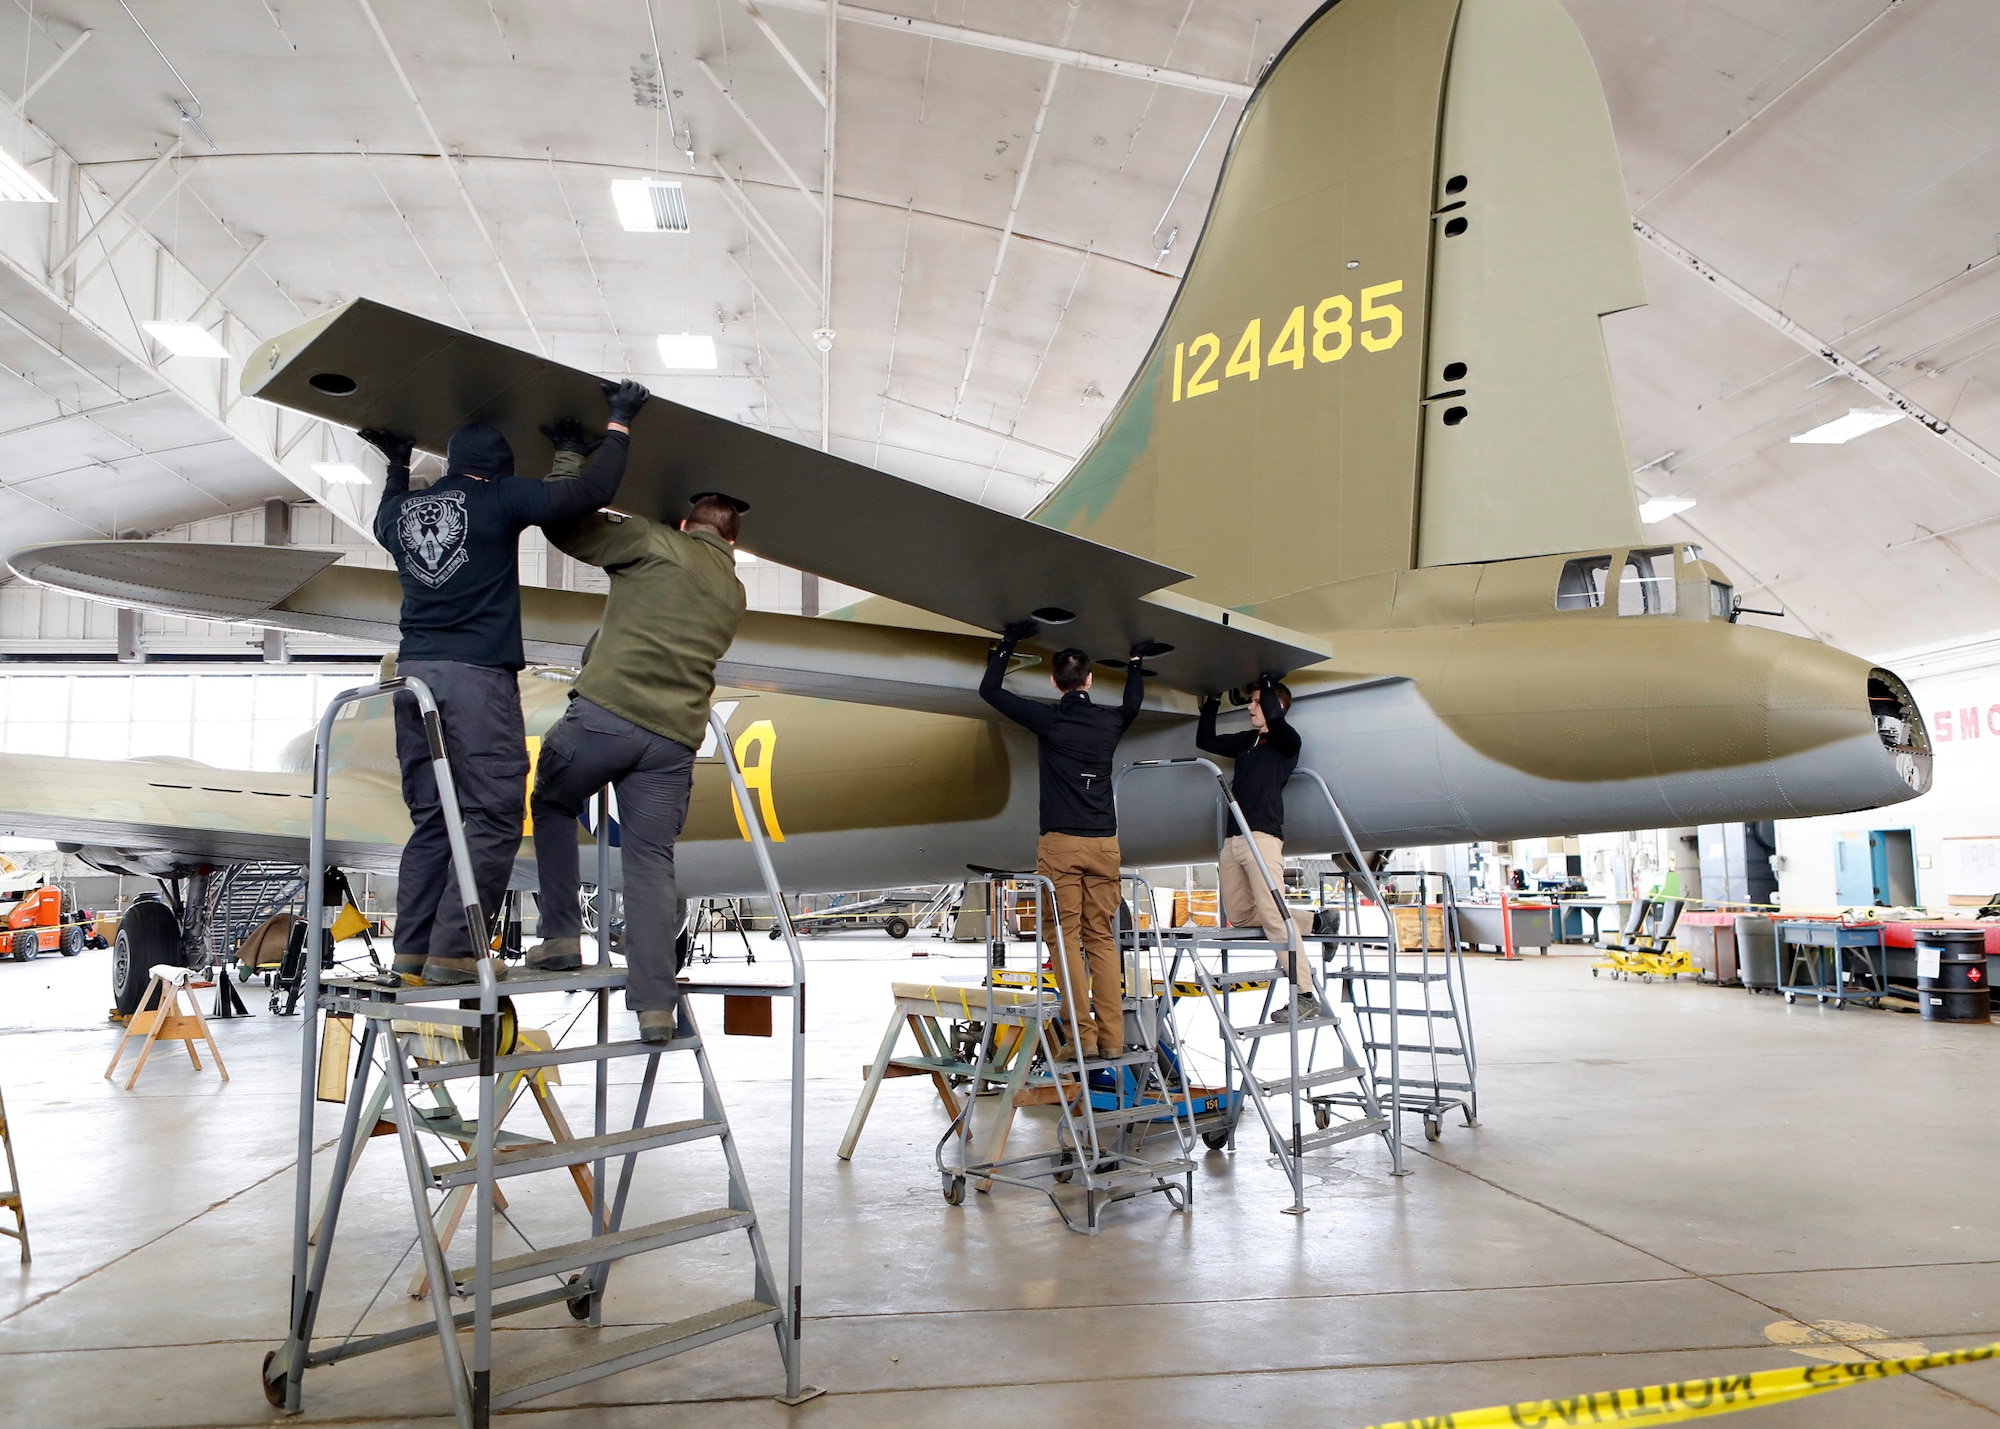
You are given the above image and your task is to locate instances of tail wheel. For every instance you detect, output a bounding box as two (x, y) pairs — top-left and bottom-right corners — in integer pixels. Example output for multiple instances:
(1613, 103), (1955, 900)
(112, 900), (184, 1017)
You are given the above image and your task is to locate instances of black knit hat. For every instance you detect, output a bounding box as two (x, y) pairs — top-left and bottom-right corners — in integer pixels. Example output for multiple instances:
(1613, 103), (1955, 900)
(446, 422), (515, 478)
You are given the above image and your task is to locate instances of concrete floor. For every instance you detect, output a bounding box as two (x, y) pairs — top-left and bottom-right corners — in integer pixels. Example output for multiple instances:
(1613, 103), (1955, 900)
(1, 934), (1997, 1428)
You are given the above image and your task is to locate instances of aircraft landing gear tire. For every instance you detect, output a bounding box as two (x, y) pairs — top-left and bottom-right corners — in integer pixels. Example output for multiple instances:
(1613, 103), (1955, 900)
(942, 1173), (966, 1206)
(11, 930), (33, 962)
(260, 1351), (287, 1410)
(113, 899), (182, 1016)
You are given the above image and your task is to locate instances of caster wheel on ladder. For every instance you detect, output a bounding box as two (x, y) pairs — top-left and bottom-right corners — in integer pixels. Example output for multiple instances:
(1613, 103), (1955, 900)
(565, 1274), (594, 1321)
(1314, 1103), (1331, 1131)
(1201, 1128), (1231, 1151)
(260, 1351), (287, 1410)
(1423, 1114), (1441, 1142)
(942, 1174), (966, 1206)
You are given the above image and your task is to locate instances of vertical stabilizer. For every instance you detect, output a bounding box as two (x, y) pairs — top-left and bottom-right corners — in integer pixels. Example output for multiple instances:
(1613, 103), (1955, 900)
(1416, 0), (1646, 566)
(1033, 0), (1461, 609)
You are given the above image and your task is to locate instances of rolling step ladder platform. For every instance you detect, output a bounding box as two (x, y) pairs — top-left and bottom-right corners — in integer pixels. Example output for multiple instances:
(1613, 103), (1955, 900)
(0, 1076), (26, 1262)
(1116, 760), (1404, 1215)
(266, 685), (818, 1429)
(1318, 868), (1478, 1144)
(939, 870), (1197, 1235)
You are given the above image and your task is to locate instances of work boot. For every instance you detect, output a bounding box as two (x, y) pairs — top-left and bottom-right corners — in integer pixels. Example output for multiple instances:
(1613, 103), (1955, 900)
(419, 956), (480, 987)
(526, 936), (582, 973)
(637, 1009), (678, 1044)
(1272, 992), (1324, 1024)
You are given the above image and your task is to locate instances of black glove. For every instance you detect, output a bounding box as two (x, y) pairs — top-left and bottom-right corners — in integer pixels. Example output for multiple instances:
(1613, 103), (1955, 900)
(1200, 692), (1221, 711)
(602, 378), (651, 425)
(357, 428), (414, 467)
(1000, 618), (1040, 645)
(1129, 638), (1172, 661)
(1257, 671), (1283, 691)
(539, 417), (603, 456)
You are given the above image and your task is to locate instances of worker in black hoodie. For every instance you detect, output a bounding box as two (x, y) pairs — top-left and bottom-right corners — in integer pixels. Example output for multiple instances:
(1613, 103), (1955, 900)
(359, 378), (648, 984)
(1197, 678), (1318, 1020)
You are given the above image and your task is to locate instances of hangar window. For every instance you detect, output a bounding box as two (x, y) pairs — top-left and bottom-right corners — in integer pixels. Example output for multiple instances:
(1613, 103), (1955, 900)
(1555, 556), (1611, 610)
(1618, 547), (1677, 616)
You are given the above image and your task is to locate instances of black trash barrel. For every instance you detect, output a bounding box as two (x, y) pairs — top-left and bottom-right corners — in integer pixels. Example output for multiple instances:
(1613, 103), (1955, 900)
(1916, 929), (1991, 1023)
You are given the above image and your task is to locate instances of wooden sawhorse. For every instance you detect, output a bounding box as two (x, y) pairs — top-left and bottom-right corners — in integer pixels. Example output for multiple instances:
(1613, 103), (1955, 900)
(838, 980), (1067, 1187)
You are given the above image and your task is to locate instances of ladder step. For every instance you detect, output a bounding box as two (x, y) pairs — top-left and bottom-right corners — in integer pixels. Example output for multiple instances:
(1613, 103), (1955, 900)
(1083, 1100), (1182, 1127)
(1231, 1013), (1341, 1039)
(1256, 1065), (1364, 1097)
(1091, 1157), (1195, 1185)
(431, 1118), (724, 1188)
(491, 1298), (779, 1409)
(1364, 1041), (1464, 1056)
(409, 1109), (545, 1149)
(417, 1035), (697, 1083)
(1292, 1117), (1388, 1153)
(452, 1207), (753, 1291)
(1336, 969), (1453, 981)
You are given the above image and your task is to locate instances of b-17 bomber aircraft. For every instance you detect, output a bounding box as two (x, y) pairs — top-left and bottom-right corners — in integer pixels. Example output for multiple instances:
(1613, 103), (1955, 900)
(0, 0), (1930, 1010)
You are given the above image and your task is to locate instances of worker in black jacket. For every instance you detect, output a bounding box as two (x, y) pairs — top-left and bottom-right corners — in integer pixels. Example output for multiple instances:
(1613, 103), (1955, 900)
(1198, 679), (1318, 1020)
(981, 621), (1149, 1060)
(359, 378), (648, 985)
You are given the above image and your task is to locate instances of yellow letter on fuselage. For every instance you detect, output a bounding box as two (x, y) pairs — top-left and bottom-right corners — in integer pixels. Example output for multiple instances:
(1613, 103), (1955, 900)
(730, 720), (785, 842)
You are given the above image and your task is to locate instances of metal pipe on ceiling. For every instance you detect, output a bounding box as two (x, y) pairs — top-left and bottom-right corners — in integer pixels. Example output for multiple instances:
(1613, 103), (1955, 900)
(696, 58), (821, 216)
(72, 158), (194, 292)
(710, 159), (822, 305)
(738, 0), (827, 107)
(818, 0), (835, 452)
(1635, 219), (2000, 487)
(352, 0), (548, 357)
(187, 235), (270, 325)
(756, 0), (1253, 100)
(727, 249), (821, 367)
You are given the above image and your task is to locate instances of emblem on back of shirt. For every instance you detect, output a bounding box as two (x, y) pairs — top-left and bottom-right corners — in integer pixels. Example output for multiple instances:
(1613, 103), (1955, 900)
(396, 491), (469, 589)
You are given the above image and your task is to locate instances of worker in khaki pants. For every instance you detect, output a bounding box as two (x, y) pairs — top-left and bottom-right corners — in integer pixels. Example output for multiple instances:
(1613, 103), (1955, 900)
(1199, 679), (1319, 1021)
(981, 622), (1149, 1060)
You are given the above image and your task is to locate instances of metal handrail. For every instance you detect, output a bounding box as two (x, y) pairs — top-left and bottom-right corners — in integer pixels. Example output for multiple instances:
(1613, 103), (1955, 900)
(290, 675), (492, 1419)
(704, 706), (813, 1403)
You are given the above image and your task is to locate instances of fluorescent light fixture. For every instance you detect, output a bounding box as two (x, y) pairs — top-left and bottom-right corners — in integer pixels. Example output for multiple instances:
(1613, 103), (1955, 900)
(0, 148), (54, 203)
(1638, 496), (1697, 524)
(1790, 408), (1906, 445)
(612, 178), (690, 232)
(656, 333), (718, 370)
(141, 321), (230, 359)
(311, 462), (370, 486)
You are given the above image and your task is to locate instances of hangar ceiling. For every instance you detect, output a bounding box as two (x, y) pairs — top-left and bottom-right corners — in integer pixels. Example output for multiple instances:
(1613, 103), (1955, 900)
(0, 0), (1990, 663)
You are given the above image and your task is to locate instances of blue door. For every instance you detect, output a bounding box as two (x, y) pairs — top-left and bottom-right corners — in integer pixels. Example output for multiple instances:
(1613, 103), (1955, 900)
(1835, 836), (1873, 907)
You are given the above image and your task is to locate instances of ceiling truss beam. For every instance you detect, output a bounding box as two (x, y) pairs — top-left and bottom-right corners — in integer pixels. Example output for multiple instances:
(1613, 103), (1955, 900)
(756, 0), (1254, 99)
(1635, 219), (2000, 486)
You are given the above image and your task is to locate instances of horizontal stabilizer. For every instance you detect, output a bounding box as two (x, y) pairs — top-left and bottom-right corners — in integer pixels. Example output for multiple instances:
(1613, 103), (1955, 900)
(10, 542), (1317, 715)
(9, 541), (342, 622)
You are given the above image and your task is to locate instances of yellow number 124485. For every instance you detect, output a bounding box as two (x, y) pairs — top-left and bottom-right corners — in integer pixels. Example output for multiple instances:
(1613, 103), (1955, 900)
(1171, 280), (1404, 403)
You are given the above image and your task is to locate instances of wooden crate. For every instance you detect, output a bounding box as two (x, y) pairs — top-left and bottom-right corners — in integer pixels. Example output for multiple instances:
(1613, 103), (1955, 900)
(1172, 889), (1220, 927)
(1391, 904), (1449, 948)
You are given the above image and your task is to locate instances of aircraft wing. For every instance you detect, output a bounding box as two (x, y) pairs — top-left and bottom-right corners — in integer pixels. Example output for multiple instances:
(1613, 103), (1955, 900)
(0, 752), (405, 875)
(236, 298), (1328, 689)
(12, 542), (1210, 720)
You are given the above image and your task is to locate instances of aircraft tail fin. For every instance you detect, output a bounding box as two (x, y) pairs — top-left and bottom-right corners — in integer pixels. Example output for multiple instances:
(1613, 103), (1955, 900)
(1034, 0), (1645, 615)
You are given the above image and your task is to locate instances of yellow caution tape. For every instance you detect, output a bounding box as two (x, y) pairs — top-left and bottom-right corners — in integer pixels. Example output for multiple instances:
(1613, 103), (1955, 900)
(1356, 1340), (2000, 1428)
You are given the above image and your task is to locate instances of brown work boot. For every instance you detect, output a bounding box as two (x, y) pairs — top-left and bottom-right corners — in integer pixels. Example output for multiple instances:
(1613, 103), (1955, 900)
(419, 956), (480, 986)
(637, 1009), (678, 1044)
(527, 936), (582, 972)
